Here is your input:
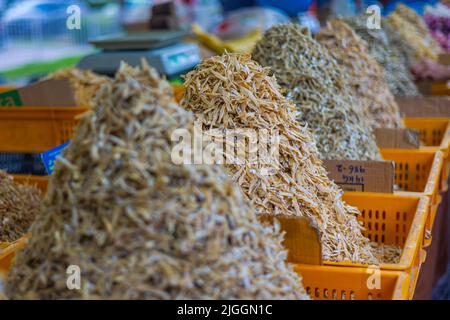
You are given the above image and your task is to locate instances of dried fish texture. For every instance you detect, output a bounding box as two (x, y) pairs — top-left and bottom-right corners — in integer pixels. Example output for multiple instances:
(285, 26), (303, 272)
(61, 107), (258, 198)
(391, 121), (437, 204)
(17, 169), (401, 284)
(382, 21), (416, 69)
(375, 244), (401, 264)
(6, 61), (308, 300)
(46, 68), (110, 107)
(386, 12), (438, 64)
(316, 20), (403, 129)
(344, 15), (420, 97)
(394, 4), (441, 57)
(0, 171), (42, 242)
(182, 52), (381, 264)
(252, 23), (381, 160)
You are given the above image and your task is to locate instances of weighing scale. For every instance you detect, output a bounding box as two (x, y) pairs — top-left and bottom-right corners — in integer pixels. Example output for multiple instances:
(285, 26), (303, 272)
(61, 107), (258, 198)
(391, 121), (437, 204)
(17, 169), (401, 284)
(77, 30), (201, 80)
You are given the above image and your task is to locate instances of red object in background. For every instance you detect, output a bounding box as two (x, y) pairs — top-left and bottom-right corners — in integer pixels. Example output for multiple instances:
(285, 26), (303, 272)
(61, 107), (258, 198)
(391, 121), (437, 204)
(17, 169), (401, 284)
(307, 1), (317, 15)
(217, 20), (232, 32)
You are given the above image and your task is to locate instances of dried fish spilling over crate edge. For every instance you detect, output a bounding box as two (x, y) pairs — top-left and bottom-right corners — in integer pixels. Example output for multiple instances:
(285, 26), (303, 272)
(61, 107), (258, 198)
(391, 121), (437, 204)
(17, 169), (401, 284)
(6, 61), (309, 300)
(182, 52), (400, 264)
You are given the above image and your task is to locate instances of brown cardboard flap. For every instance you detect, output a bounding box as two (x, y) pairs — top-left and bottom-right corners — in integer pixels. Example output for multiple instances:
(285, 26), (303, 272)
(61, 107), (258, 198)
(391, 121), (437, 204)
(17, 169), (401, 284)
(18, 78), (77, 107)
(374, 128), (420, 149)
(323, 160), (395, 193)
(259, 215), (322, 265)
(396, 96), (450, 118)
(438, 53), (450, 65)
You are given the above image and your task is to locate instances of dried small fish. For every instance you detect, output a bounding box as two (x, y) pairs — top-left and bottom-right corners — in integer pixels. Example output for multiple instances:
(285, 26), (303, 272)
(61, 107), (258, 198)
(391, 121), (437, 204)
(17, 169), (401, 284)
(386, 11), (439, 65)
(0, 171), (42, 242)
(374, 244), (402, 264)
(316, 20), (403, 129)
(45, 68), (110, 107)
(391, 4), (442, 63)
(252, 23), (381, 160)
(182, 52), (390, 264)
(344, 15), (420, 97)
(6, 61), (308, 300)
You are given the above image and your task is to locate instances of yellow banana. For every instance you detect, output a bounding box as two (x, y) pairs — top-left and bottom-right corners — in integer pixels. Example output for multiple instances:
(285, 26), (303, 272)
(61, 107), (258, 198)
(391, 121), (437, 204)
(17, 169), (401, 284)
(192, 23), (262, 54)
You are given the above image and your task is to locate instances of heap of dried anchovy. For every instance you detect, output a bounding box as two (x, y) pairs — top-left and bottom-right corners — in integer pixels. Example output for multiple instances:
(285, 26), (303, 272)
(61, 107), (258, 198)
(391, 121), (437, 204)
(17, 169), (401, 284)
(0, 171), (42, 242)
(6, 61), (308, 300)
(382, 20), (416, 69)
(316, 20), (403, 129)
(386, 12), (439, 64)
(46, 68), (110, 107)
(344, 15), (420, 97)
(393, 4), (441, 58)
(182, 52), (391, 264)
(252, 23), (381, 160)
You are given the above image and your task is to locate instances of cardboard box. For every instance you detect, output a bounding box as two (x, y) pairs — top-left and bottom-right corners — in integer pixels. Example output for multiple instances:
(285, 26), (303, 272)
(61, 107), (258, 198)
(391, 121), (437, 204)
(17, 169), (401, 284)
(374, 128), (420, 149)
(415, 80), (450, 96)
(323, 160), (395, 193)
(438, 53), (450, 65)
(0, 79), (76, 107)
(396, 96), (450, 118)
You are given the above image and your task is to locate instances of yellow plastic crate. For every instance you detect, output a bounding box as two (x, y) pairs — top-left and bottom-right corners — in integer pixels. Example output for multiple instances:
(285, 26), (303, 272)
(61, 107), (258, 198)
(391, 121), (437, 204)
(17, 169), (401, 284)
(172, 84), (184, 104)
(0, 107), (87, 153)
(321, 193), (428, 299)
(12, 174), (49, 193)
(294, 265), (409, 300)
(380, 149), (443, 244)
(430, 81), (450, 96)
(0, 236), (28, 276)
(404, 118), (450, 192)
(0, 85), (16, 93)
(0, 106), (86, 192)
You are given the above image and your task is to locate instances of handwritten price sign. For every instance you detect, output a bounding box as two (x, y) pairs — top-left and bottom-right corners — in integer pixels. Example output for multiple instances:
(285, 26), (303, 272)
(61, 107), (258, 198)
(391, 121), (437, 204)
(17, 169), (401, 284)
(323, 160), (395, 193)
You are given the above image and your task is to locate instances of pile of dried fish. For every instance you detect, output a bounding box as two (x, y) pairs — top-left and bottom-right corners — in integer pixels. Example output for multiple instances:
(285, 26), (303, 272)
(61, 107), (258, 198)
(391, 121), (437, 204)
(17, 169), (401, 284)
(344, 15), (420, 97)
(393, 4), (441, 58)
(382, 21), (416, 69)
(6, 61), (308, 300)
(0, 171), (42, 242)
(45, 68), (110, 107)
(386, 12), (439, 64)
(252, 23), (380, 160)
(182, 52), (393, 264)
(316, 20), (403, 129)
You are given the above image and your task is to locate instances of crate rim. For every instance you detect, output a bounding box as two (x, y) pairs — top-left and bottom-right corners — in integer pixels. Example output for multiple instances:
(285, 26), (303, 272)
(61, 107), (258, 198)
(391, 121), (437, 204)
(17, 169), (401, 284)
(0, 106), (91, 114)
(293, 264), (410, 300)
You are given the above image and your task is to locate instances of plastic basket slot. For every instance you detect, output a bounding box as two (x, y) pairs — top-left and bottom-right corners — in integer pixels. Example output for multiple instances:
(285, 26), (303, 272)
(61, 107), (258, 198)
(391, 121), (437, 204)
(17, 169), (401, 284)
(432, 129), (442, 145)
(60, 121), (75, 141)
(419, 129), (427, 142)
(315, 288), (320, 298)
